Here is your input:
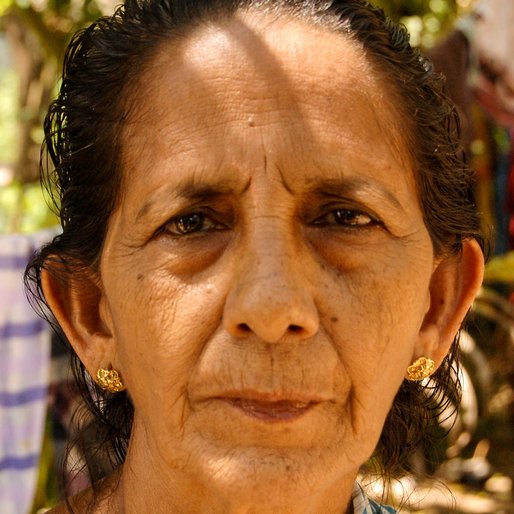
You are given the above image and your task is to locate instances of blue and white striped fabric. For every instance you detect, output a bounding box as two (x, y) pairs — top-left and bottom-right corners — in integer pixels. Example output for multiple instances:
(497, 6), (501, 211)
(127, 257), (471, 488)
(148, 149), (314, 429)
(0, 230), (56, 514)
(352, 483), (397, 513)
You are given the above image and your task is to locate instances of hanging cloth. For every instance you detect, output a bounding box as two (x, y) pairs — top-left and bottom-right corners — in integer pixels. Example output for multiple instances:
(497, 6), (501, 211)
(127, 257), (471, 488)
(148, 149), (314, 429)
(0, 229), (56, 514)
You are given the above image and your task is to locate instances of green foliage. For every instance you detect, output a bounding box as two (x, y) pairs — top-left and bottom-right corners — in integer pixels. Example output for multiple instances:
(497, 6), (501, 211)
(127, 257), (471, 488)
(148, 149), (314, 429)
(373, 0), (470, 48)
(0, 69), (17, 164)
(0, 180), (58, 233)
(0, 0), (12, 17)
(0, 0), (116, 233)
(484, 252), (514, 284)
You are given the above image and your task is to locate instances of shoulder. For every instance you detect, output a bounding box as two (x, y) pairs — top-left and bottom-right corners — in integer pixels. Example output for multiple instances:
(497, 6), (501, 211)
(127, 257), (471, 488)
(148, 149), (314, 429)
(44, 472), (120, 514)
(351, 482), (397, 514)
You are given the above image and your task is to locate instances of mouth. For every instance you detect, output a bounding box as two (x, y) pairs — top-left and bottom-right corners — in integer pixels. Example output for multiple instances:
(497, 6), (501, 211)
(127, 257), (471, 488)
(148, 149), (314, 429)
(220, 397), (319, 422)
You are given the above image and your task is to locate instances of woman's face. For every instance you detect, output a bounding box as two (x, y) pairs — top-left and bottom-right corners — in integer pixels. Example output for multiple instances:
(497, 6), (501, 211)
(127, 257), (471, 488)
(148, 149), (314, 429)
(99, 15), (435, 508)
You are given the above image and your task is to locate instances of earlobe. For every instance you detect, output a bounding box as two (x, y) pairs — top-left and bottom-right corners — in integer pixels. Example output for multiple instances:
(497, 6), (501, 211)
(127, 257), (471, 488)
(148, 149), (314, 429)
(41, 258), (115, 377)
(416, 239), (484, 368)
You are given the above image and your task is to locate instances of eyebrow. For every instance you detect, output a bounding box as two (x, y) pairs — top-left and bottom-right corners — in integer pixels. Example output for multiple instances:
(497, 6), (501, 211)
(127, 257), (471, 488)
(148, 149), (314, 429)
(135, 172), (406, 221)
(306, 176), (406, 212)
(135, 176), (251, 222)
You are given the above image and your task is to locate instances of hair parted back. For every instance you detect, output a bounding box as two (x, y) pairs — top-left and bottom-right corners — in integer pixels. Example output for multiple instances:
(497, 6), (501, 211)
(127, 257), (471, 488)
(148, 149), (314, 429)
(25, 0), (484, 485)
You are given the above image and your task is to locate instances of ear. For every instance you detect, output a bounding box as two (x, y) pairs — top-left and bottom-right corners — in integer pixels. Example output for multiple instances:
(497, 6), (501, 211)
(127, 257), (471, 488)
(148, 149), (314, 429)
(41, 258), (116, 378)
(416, 239), (484, 368)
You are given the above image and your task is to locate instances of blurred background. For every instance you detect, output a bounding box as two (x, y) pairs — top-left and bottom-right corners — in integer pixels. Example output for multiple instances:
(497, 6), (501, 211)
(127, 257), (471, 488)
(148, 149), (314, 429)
(1, 0), (513, 512)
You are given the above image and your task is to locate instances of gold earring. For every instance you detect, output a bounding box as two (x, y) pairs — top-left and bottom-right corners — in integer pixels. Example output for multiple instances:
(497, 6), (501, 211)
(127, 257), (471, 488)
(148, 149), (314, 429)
(96, 367), (125, 393)
(406, 357), (435, 382)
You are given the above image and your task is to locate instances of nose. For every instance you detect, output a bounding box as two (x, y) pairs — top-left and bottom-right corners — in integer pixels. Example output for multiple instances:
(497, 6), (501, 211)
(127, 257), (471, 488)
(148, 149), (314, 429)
(223, 226), (319, 343)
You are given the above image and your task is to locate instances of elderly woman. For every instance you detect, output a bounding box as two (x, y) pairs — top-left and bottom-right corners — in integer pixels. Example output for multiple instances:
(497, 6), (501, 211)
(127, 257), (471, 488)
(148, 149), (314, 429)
(26, 0), (485, 512)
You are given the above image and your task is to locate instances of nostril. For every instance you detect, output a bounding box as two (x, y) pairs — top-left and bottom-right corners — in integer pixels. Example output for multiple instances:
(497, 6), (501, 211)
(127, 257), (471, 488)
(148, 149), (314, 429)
(236, 323), (304, 336)
(237, 323), (252, 334)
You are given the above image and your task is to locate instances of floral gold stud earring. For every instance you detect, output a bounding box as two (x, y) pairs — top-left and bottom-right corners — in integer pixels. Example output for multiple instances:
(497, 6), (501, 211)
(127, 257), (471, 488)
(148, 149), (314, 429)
(95, 367), (125, 393)
(406, 357), (435, 382)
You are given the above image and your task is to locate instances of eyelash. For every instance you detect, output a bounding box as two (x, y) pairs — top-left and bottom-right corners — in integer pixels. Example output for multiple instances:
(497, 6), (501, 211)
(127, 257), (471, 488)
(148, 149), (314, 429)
(312, 208), (381, 229)
(160, 212), (226, 236)
(159, 207), (381, 238)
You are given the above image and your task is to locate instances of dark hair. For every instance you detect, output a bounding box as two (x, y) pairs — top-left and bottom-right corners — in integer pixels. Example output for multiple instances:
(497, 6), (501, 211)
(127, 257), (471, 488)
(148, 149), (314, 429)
(25, 0), (484, 491)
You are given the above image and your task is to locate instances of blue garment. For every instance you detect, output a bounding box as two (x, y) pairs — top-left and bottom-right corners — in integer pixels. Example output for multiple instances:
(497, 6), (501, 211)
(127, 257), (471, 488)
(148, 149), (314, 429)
(352, 483), (397, 513)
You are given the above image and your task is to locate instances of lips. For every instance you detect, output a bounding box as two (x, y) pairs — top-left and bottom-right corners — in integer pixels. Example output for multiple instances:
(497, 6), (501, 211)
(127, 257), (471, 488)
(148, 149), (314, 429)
(221, 397), (318, 422)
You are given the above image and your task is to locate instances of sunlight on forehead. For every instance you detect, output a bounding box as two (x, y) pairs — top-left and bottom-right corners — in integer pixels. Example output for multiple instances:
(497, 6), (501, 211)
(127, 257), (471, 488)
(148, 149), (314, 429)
(176, 11), (377, 95)
(126, 15), (406, 154)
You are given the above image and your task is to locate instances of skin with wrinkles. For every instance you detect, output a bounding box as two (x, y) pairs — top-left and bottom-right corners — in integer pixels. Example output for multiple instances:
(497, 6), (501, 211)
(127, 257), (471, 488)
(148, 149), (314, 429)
(103, 17), (429, 512)
(42, 11), (484, 514)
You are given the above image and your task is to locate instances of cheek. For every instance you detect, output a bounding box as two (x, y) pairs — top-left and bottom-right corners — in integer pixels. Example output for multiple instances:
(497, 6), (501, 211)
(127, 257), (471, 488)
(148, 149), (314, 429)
(327, 256), (429, 325)
(320, 270), (429, 449)
(322, 248), (432, 393)
(105, 268), (224, 415)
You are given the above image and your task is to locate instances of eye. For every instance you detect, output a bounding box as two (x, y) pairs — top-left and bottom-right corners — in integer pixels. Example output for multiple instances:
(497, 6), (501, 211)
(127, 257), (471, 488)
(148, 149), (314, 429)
(314, 209), (380, 228)
(162, 212), (223, 236)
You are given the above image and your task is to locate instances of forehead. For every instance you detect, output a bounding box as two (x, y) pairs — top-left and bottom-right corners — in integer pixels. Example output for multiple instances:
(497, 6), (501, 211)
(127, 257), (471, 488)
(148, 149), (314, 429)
(120, 12), (413, 196)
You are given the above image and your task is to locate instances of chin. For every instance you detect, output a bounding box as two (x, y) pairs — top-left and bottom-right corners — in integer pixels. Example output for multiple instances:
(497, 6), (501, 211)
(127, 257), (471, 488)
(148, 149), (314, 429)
(196, 445), (350, 506)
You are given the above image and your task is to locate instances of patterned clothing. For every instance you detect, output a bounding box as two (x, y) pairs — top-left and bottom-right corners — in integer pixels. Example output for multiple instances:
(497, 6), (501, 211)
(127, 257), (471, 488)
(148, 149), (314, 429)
(352, 483), (397, 514)
(0, 230), (57, 514)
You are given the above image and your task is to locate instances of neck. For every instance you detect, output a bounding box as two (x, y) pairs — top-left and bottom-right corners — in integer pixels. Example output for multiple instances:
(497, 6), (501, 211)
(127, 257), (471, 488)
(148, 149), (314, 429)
(115, 468), (355, 514)
(112, 446), (355, 512)
(105, 417), (357, 513)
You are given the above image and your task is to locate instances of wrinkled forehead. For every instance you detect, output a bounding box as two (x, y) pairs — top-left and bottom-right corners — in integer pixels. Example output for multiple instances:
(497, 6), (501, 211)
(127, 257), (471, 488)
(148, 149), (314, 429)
(122, 10), (412, 174)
